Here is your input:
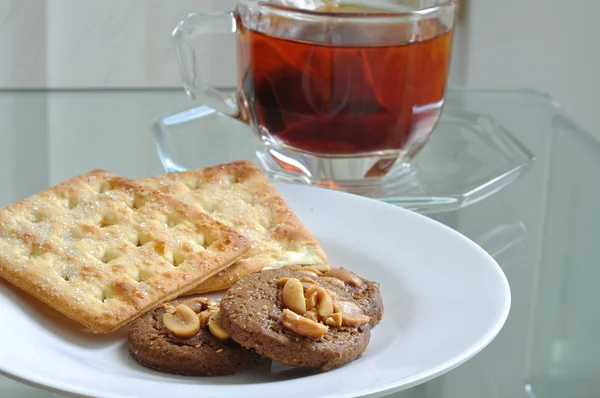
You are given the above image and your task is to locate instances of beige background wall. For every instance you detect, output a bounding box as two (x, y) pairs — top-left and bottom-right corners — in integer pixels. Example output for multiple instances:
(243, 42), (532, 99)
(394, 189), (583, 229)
(0, 0), (237, 88)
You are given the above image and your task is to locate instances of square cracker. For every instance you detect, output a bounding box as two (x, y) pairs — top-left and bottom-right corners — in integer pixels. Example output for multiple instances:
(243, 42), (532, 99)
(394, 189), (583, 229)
(0, 170), (248, 333)
(140, 161), (328, 294)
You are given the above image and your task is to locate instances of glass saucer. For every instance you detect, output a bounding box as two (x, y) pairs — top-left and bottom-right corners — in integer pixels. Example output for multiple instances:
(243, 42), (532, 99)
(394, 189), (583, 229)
(153, 105), (535, 214)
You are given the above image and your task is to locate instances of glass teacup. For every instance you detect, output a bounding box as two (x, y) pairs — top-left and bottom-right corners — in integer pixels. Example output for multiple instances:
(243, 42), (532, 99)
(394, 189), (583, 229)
(172, 0), (458, 187)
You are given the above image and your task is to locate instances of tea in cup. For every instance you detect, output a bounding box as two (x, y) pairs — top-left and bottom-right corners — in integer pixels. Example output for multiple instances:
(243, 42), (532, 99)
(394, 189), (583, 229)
(173, 0), (457, 186)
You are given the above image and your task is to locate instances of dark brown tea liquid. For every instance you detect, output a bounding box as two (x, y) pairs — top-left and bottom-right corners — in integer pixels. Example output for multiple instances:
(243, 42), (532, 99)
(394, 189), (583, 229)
(239, 14), (453, 155)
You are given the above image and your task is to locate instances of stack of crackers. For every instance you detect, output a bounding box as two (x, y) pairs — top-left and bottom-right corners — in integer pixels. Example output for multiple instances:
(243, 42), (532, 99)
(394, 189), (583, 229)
(0, 161), (327, 334)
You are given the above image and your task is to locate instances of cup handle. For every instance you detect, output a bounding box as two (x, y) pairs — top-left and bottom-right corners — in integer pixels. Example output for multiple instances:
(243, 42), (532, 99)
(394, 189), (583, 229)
(172, 11), (243, 120)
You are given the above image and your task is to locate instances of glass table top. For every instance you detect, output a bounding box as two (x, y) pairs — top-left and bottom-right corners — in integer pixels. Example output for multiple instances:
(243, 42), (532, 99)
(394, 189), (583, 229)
(0, 88), (599, 398)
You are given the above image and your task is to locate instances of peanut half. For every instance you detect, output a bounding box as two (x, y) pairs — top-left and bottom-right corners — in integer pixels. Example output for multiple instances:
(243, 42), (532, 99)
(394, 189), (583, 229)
(198, 310), (212, 329)
(317, 289), (334, 319)
(320, 276), (346, 289)
(303, 285), (334, 319)
(282, 308), (328, 338)
(300, 277), (318, 290)
(325, 313), (343, 327)
(334, 301), (370, 326)
(162, 304), (201, 337)
(282, 278), (307, 314)
(208, 311), (230, 340)
(277, 277), (291, 287)
(324, 268), (365, 288)
(305, 288), (319, 311)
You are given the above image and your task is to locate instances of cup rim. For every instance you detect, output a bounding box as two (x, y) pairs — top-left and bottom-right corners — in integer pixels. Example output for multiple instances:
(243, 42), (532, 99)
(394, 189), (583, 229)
(238, 0), (458, 18)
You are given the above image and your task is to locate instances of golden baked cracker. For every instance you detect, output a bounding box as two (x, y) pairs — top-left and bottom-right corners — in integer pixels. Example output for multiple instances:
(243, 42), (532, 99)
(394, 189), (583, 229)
(0, 170), (248, 333)
(140, 161), (328, 294)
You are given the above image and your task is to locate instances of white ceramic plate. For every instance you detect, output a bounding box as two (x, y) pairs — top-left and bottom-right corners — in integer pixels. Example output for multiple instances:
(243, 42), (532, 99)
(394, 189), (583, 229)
(0, 183), (511, 398)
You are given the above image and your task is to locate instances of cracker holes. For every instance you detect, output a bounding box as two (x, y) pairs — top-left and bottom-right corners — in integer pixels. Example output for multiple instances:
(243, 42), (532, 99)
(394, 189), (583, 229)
(132, 194), (149, 210)
(152, 243), (174, 266)
(66, 196), (79, 210)
(28, 245), (45, 258)
(69, 226), (91, 240)
(165, 215), (182, 228)
(120, 193), (137, 210)
(137, 232), (152, 248)
(100, 289), (114, 303)
(183, 179), (199, 191)
(172, 251), (187, 267)
(29, 212), (48, 224)
(123, 193), (136, 209)
(224, 175), (236, 185)
(37, 211), (52, 222)
(57, 269), (71, 282)
(102, 247), (124, 264)
(99, 182), (112, 194)
(201, 203), (216, 214)
(135, 269), (153, 283)
(99, 214), (119, 228)
(203, 234), (217, 248)
(25, 213), (39, 223)
(126, 232), (140, 247)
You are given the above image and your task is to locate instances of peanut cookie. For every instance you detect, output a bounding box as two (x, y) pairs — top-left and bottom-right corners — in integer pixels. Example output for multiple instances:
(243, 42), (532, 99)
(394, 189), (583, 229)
(128, 297), (260, 376)
(220, 269), (371, 371)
